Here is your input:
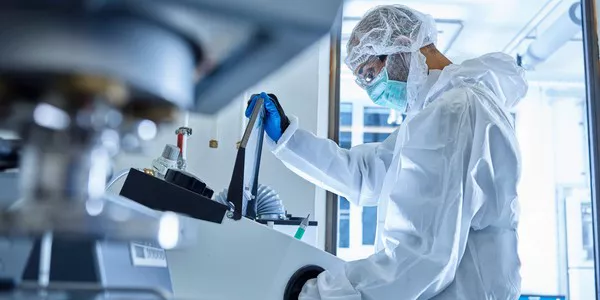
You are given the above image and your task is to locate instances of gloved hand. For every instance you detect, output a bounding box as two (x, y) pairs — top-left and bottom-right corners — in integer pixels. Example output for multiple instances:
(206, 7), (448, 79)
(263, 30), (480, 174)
(246, 92), (290, 142)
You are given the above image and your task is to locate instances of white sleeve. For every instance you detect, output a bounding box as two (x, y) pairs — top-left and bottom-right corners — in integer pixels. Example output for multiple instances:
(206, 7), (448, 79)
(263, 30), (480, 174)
(266, 116), (396, 207)
(300, 88), (518, 299)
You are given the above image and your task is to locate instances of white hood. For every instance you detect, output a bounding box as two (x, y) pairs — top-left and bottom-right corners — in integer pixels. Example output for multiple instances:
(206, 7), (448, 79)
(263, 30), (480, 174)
(420, 52), (528, 111)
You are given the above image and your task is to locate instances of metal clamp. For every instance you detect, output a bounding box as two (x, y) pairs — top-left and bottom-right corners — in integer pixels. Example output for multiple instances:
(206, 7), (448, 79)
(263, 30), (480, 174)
(226, 97), (264, 220)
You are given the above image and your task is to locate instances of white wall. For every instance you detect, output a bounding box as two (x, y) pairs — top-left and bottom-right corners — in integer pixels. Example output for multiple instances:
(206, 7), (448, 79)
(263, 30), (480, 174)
(111, 36), (332, 249)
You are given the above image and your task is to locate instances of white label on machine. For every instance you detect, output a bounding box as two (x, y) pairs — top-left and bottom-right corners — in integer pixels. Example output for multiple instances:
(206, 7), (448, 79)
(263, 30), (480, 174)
(130, 242), (168, 268)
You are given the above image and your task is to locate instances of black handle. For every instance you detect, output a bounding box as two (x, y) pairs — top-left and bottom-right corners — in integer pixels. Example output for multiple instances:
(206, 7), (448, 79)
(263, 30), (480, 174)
(226, 149), (246, 220)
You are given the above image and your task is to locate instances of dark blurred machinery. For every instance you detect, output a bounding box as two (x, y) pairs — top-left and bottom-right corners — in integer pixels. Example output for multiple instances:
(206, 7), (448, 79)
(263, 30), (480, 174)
(0, 0), (342, 298)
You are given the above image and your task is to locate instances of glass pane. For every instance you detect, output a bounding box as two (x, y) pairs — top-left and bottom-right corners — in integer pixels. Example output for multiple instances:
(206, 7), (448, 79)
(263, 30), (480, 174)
(339, 132), (352, 149)
(363, 132), (390, 144)
(361, 206), (377, 245)
(335, 1), (596, 299)
(340, 102), (353, 127)
(363, 107), (397, 127)
(338, 197), (350, 248)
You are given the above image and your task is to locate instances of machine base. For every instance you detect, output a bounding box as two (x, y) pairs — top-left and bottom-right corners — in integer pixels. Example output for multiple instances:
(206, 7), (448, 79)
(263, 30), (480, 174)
(167, 216), (343, 300)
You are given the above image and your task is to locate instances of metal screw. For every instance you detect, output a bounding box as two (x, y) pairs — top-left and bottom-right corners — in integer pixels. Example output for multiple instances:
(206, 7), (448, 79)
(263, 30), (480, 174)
(209, 140), (219, 148)
(143, 168), (156, 177)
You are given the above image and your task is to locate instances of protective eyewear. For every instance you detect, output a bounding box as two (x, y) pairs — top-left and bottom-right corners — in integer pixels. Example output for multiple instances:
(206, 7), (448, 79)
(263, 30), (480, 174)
(354, 55), (387, 88)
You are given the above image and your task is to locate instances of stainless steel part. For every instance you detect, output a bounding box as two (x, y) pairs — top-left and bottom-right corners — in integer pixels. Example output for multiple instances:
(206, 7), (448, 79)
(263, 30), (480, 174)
(0, 0), (341, 248)
(1, 281), (171, 300)
(153, 144), (179, 178)
(0, 193), (169, 240)
(0, 0), (343, 114)
(0, 73), (182, 240)
(19, 121), (110, 205)
(0, 172), (19, 209)
(215, 184), (286, 219)
(0, 10), (196, 111)
(175, 127), (192, 171)
(240, 97), (264, 148)
(162, 145), (180, 161)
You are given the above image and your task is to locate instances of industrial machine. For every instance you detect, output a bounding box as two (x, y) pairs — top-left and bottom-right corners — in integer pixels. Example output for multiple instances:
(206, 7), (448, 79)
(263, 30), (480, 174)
(118, 97), (343, 299)
(0, 1), (344, 299)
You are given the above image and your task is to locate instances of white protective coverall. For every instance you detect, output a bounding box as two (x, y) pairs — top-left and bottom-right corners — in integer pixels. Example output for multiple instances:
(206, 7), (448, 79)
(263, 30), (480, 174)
(269, 52), (527, 300)
(264, 5), (528, 299)
(264, 5), (528, 297)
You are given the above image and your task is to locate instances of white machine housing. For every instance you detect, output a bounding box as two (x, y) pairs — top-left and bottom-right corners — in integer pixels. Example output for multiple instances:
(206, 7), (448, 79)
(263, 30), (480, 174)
(167, 216), (343, 300)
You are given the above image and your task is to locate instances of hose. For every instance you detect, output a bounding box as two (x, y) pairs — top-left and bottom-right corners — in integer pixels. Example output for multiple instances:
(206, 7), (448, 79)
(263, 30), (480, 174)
(214, 184), (286, 220)
(105, 169), (133, 191)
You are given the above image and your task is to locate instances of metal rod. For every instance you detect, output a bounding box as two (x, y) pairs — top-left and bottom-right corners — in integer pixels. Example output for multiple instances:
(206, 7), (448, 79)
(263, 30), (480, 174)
(581, 0), (600, 297)
(240, 98), (264, 148)
(38, 231), (53, 288)
(325, 6), (343, 255)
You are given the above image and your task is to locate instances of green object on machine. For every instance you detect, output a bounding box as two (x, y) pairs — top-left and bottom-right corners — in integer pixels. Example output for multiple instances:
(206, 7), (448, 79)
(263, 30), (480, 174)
(294, 214), (310, 240)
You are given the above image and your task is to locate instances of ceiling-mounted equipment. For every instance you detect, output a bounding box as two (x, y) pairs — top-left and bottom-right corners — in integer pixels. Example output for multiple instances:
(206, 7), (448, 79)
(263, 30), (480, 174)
(518, 2), (582, 70)
(0, 0), (342, 242)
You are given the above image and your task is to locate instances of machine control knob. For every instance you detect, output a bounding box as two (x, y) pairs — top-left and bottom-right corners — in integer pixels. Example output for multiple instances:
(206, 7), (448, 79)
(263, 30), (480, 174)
(164, 169), (208, 196)
(161, 144), (180, 161)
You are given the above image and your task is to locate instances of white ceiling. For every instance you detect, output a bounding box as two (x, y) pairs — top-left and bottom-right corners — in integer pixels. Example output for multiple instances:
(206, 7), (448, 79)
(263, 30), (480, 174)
(342, 0), (586, 84)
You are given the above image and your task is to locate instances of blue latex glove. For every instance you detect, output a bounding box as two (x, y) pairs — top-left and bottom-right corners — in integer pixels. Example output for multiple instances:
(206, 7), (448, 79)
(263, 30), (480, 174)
(246, 92), (290, 142)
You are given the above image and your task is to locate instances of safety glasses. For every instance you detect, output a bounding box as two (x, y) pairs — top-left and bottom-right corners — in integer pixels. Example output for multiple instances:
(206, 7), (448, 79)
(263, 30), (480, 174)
(354, 55), (387, 88)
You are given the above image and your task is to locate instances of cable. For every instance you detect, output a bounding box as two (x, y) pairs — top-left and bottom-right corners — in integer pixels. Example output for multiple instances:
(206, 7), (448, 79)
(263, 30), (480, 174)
(105, 169), (132, 191)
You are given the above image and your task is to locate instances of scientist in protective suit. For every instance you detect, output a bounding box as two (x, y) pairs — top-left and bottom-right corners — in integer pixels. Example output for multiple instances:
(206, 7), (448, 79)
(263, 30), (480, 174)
(247, 4), (528, 300)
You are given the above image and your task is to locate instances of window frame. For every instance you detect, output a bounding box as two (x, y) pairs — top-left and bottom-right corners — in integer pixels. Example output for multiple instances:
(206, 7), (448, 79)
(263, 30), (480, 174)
(581, 0), (600, 296)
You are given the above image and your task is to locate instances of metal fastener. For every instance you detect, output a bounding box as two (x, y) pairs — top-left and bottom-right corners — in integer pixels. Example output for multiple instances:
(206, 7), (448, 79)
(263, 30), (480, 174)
(209, 140), (219, 148)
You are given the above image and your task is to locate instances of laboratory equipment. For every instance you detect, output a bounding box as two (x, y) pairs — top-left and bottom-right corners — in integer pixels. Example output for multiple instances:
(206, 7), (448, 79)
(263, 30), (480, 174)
(118, 96), (343, 299)
(120, 168), (226, 225)
(213, 95), (268, 220)
(212, 95), (268, 218)
(0, 0), (342, 236)
(166, 101), (342, 299)
(258, 217), (320, 248)
(175, 127), (192, 171)
(152, 144), (180, 179)
(214, 184), (287, 220)
(0, 0), (343, 298)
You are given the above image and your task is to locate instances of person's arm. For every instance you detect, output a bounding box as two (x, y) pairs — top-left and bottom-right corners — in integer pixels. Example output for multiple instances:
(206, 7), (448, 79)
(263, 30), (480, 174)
(299, 87), (519, 299)
(266, 116), (397, 207)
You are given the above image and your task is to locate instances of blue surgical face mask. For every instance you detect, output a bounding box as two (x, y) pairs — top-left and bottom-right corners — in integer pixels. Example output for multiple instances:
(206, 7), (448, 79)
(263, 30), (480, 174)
(365, 67), (408, 112)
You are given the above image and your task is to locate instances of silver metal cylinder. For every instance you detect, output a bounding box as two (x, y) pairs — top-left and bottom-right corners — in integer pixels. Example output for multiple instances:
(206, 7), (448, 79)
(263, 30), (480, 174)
(0, 84), (166, 240)
(20, 126), (110, 205)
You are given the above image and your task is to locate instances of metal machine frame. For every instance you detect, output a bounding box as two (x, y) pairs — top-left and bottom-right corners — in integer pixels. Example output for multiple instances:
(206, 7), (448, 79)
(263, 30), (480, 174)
(582, 0), (600, 298)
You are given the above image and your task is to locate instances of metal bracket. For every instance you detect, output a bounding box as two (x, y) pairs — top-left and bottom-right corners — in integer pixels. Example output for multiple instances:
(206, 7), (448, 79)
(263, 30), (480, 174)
(226, 97), (264, 220)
